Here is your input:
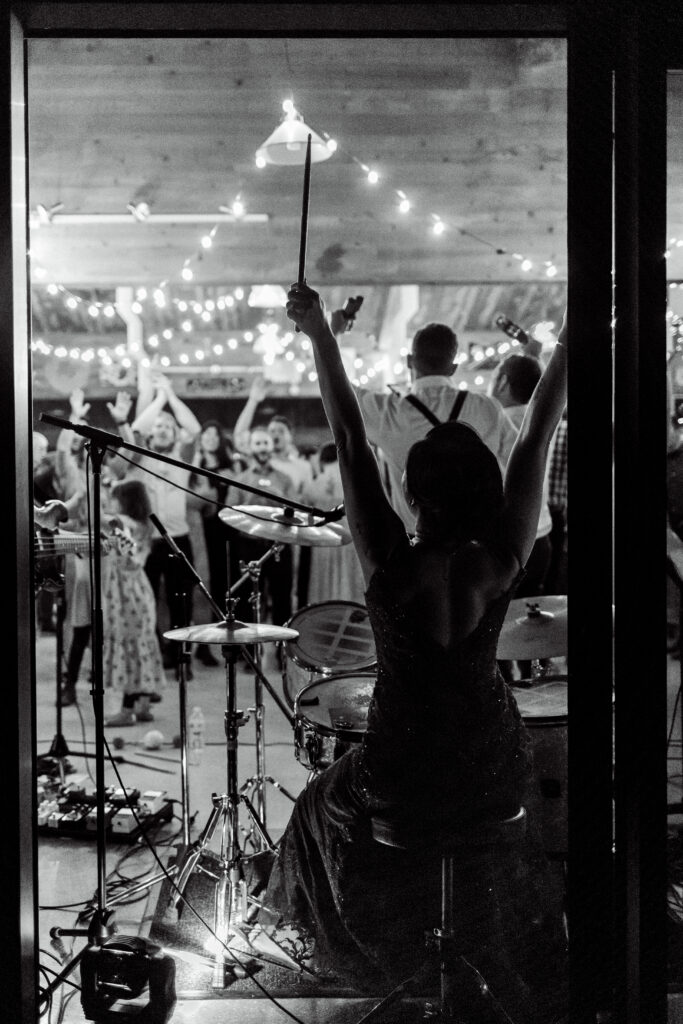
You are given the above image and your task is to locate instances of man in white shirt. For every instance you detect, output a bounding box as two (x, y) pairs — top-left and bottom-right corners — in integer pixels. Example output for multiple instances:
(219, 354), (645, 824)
(233, 376), (313, 497)
(338, 317), (519, 535)
(125, 375), (201, 669)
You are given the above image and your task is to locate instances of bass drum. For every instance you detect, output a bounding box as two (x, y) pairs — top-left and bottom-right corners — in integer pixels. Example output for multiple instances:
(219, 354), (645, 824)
(512, 678), (568, 857)
(281, 600), (376, 709)
(294, 672), (376, 775)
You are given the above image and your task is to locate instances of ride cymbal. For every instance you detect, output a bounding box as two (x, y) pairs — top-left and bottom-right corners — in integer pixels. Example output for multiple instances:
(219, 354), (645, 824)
(219, 506), (351, 547)
(497, 595), (567, 661)
(164, 620), (299, 645)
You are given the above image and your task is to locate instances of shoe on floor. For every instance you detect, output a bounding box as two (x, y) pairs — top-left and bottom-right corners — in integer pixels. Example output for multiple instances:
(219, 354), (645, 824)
(133, 696), (154, 723)
(105, 709), (136, 727)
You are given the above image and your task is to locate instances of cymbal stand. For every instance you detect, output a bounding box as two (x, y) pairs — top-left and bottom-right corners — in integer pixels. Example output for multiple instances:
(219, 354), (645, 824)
(231, 544), (297, 851)
(169, 594), (276, 989)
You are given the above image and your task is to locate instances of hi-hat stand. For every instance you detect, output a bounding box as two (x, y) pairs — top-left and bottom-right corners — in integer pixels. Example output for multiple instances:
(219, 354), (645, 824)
(231, 543), (298, 850)
(150, 518), (296, 850)
(164, 596), (282, 989)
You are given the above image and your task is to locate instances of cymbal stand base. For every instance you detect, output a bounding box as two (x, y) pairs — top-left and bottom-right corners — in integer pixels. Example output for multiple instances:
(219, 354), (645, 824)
(168, 647), (275, 986)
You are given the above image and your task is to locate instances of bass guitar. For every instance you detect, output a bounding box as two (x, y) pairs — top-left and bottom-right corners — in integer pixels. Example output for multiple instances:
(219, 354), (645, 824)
(34, 528), (113, 594)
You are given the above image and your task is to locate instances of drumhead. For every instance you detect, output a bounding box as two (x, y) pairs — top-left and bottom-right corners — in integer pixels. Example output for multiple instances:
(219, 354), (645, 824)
(295, 671), (376, 742)
(511, 679), (568, 725)
(283, 601), (376, 673)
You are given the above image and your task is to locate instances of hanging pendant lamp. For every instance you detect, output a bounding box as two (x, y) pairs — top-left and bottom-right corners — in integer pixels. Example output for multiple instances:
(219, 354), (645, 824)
(255, 105), (332, 167)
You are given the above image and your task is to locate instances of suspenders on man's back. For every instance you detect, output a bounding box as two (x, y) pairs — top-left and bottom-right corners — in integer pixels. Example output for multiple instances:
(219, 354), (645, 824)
(405, 388), (467, 426)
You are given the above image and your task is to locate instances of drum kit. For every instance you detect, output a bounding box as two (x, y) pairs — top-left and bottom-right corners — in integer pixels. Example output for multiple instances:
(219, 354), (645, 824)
(164, 491), (572, 980)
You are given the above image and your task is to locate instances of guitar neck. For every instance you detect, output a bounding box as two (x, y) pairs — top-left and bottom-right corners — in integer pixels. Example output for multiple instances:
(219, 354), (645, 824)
(34, 533), (92, 558)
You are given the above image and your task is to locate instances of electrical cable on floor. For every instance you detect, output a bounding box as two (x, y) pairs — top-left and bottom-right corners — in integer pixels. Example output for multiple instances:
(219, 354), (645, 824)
(55, 987), (78, 1024)
(38, 966), (52, 1019)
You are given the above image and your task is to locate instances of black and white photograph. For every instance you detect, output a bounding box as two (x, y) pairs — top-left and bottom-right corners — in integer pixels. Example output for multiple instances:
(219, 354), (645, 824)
(1, 3), (681, 1022)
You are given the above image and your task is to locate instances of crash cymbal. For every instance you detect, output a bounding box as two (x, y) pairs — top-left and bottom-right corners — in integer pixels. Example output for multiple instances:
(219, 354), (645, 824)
(164, 619), (299, 646)
(219, 506), (351, 547)
(497, 595), (567, 661)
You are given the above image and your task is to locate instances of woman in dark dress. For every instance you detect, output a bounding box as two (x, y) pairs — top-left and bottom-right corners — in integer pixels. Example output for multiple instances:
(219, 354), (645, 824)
(260, 284), (568, 1022)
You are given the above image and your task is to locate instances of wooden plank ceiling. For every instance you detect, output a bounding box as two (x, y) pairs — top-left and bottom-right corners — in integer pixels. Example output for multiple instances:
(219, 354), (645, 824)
(27, 36), (570, 292)
(24, 38), (683, 373)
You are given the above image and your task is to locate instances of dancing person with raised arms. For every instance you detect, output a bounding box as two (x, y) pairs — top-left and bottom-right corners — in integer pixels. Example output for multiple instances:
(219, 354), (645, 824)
(258, 282), (569, 1023)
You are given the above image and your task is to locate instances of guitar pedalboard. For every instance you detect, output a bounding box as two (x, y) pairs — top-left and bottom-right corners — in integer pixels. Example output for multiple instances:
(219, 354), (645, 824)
(37, 775), (174, 843)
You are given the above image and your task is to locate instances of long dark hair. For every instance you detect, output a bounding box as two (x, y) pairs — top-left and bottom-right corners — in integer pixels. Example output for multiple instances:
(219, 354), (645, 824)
(405, 421), (504, 541)
(198, 419), (235, 470)
(111, 479), (152, 524)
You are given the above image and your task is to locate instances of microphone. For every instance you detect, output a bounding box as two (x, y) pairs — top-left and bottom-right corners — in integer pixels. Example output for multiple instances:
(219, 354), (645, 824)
(149, 513), (182, 557)
(494, 315), (530, 346)
(39, 413), (124, 449)
(321, 503), (346, 523)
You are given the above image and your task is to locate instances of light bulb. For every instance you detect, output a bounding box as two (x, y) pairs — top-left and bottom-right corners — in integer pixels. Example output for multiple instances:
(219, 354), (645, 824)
(182, 267), (193, 282)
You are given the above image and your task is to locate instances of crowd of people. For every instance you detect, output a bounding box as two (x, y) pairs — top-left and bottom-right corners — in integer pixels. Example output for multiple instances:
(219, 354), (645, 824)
(33, 294), (569, 1021)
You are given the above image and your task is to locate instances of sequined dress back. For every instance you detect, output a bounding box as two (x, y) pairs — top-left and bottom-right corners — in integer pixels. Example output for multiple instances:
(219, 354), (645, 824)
(359, 545), (531, 824)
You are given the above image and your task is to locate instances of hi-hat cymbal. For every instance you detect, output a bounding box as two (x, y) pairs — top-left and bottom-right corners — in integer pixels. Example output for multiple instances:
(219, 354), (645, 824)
(219, 506), (351, 547)
(164, 620), (300, 645)
(497, 595), (567, 660)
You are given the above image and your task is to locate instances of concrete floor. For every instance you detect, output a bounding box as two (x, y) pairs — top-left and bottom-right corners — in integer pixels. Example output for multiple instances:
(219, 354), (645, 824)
(34, 615), (683, 1023)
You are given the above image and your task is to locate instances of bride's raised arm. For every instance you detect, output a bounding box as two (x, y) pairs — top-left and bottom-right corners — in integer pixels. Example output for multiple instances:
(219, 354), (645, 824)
(286, 282), (405, 581)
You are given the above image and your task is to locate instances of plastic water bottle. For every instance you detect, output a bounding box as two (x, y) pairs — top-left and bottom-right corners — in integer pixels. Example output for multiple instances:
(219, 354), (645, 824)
(188, 706), (205, 765)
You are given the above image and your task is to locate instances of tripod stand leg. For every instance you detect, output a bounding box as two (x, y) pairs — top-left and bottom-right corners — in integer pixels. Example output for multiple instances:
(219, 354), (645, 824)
(240, 773), (297, 805)
(170, 798), (223, 912)
(241, 792), (276, 852)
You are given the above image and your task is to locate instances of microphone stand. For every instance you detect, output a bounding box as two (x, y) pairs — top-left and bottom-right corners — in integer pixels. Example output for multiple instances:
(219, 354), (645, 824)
(39, 411), (340, 523)
(41, 429), (116, 1003)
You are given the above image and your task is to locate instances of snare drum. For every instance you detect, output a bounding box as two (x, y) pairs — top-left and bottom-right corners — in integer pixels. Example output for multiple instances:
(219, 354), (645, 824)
(281, 601), (376, 709)
(294, 672), (376, 774)
(512, 678), (568, 855)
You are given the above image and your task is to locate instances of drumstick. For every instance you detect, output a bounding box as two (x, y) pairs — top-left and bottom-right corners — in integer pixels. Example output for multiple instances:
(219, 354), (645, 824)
(295, 133), (312, 333)
(298, 133), (312, 284)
